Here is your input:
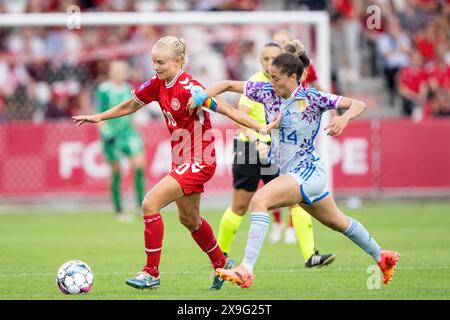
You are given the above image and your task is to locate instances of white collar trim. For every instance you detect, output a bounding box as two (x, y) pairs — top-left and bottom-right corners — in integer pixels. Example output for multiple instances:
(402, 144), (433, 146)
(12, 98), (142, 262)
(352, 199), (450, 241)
(165, 69), (184, 88)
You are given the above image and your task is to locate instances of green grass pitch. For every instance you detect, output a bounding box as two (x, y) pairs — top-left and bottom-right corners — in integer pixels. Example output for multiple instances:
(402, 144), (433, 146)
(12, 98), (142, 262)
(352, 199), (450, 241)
(1, 201), (449, 300)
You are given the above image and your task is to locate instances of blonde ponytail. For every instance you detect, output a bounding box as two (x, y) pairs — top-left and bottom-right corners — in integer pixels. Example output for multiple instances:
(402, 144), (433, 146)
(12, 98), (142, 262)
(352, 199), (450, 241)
(155, 36), (188, 66)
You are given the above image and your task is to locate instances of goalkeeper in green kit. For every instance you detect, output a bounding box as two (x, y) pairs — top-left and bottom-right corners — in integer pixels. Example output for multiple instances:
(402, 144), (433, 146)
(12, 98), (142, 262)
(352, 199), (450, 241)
(95, 60), (145, 222)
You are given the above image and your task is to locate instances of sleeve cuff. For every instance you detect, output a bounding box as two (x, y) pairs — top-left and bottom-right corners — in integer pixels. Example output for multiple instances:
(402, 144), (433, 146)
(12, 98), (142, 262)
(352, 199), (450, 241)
(333, 95), (342, 109)
(243, 81), (249, 97)
(131, 90), (146, 107)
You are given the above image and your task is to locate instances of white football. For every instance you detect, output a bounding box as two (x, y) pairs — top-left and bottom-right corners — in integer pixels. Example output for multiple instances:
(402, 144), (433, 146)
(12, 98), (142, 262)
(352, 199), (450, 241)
(56, 260), (93, 295)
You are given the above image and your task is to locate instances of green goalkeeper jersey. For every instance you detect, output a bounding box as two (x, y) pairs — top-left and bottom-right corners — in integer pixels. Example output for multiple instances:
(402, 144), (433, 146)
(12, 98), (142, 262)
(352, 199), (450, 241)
(95, 81), (136, 139)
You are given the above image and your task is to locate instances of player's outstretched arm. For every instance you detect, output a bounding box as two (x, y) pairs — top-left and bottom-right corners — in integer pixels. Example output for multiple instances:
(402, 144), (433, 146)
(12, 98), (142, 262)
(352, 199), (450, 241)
(72, 98), (142, 127)
(186, 82), (245, 112)
(204, 80), (245, 98)
(324, 97), (366, 137)
(214, 96), (281, 134)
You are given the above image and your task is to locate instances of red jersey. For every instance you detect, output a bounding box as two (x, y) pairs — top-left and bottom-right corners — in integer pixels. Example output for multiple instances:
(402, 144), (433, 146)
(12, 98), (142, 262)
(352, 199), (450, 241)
(427, 62), (450, 90)
(331, 0), (354, 19)
(132, 69), (216, 166)
(415, 35), (435, 62)
(301, 64), (319, 87)
(398, 67), (428, 94)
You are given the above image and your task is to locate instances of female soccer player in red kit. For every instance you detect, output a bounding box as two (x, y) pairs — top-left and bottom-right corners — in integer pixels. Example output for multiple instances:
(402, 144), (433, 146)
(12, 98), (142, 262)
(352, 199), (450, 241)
(73, 36), (279, 291)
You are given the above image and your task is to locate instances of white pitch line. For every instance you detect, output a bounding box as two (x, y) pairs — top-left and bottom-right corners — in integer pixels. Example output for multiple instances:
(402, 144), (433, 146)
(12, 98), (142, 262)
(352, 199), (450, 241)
(0, 265), (449, 278)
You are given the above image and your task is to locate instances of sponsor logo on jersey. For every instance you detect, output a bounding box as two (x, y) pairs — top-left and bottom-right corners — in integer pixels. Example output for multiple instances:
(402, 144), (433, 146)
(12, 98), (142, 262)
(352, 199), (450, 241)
(171, 97), (181, 111)
(180, 77), (190, 85)
(139, 80), (151, 91)
(183, 82), (194, 90)
(281, 110), (292, 126)
(180, 76), (194, 90)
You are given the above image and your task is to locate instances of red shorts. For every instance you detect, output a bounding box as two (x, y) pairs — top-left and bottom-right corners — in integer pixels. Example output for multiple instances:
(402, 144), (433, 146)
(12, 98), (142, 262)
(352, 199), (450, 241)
(169, 162), (216, 195)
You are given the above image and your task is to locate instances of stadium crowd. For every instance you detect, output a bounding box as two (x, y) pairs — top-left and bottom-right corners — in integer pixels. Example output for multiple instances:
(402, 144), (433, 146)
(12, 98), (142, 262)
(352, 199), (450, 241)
(0, 0), (448, 122)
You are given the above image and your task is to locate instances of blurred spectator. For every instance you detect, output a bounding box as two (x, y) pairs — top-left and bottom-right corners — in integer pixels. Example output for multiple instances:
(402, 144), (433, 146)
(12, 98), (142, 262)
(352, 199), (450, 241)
(128, 25), (159, 78)
(330, 12), (344, 94)
(7, 28), (46, 60)
(156, 0), (172, 11)
(114, 0), (138, 11)
(427, 44), (450, 94)
(424, 89), (450, 118)
(330, 0), (363, 84)
(189, 0), (259, 11)
(45, 91), (71, 119)
(284, 0), (328, 11)
(423, 43), (450, 118)
(398, 50), (428, 117)
(78, 0), (104, 11)
(223, 36), (244, 80)
(45, 81), (79, 119)
(272, 29), (291, 47)
(361, 1), (389, 77)
(189, 0), (222, 10)
(414, 23), (438, 64)
(376, 16), (412, 106)
(415, 0), (440, 23)
(24, 0), (47, 12)
(0, 0), (448, 123)
(435, 1), (450, 40)
(241, 40), (259, 79)
(397, 0), (428, 34)
(231, 0), (261, 10)
(0, 52), (34, 121)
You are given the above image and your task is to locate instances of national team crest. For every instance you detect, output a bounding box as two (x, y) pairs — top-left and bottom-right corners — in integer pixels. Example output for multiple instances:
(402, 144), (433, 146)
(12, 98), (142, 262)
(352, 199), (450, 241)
(171, 97), (180, 111)
(297, 99), (308, 112)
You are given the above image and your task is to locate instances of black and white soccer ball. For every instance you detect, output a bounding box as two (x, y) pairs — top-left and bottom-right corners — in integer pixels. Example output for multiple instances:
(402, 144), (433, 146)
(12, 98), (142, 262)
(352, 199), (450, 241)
(56, 260), (94, 295)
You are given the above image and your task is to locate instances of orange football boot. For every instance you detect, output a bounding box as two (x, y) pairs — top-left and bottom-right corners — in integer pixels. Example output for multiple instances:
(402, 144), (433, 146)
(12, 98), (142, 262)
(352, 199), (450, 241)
(215, 264), (253, 288)
(377, 250), (400, 284)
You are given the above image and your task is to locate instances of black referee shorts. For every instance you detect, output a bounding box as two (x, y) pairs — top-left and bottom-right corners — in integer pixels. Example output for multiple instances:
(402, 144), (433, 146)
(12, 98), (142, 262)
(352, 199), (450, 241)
(232, 137), (279, 192)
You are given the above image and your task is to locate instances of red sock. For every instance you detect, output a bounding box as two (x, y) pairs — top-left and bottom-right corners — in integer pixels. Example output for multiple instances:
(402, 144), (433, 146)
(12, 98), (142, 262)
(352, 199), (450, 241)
(191, 217), (226, 270)
(272, 208), (282, 224)
(288, 210), (293, 227)
(142, 213), (164, 277)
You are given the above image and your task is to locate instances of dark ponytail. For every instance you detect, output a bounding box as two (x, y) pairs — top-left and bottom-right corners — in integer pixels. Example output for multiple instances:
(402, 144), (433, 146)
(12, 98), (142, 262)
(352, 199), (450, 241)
(298, 52), (310, 69)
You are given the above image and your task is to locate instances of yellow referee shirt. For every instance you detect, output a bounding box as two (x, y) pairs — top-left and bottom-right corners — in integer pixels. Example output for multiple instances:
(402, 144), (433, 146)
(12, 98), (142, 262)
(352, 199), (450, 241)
(238, 71), (271, 143)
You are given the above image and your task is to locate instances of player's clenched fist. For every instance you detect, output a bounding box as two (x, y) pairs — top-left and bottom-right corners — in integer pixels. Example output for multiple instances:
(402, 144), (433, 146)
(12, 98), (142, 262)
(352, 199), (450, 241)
(323, 114), (350, 137)
(187, 86), (208, 115)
